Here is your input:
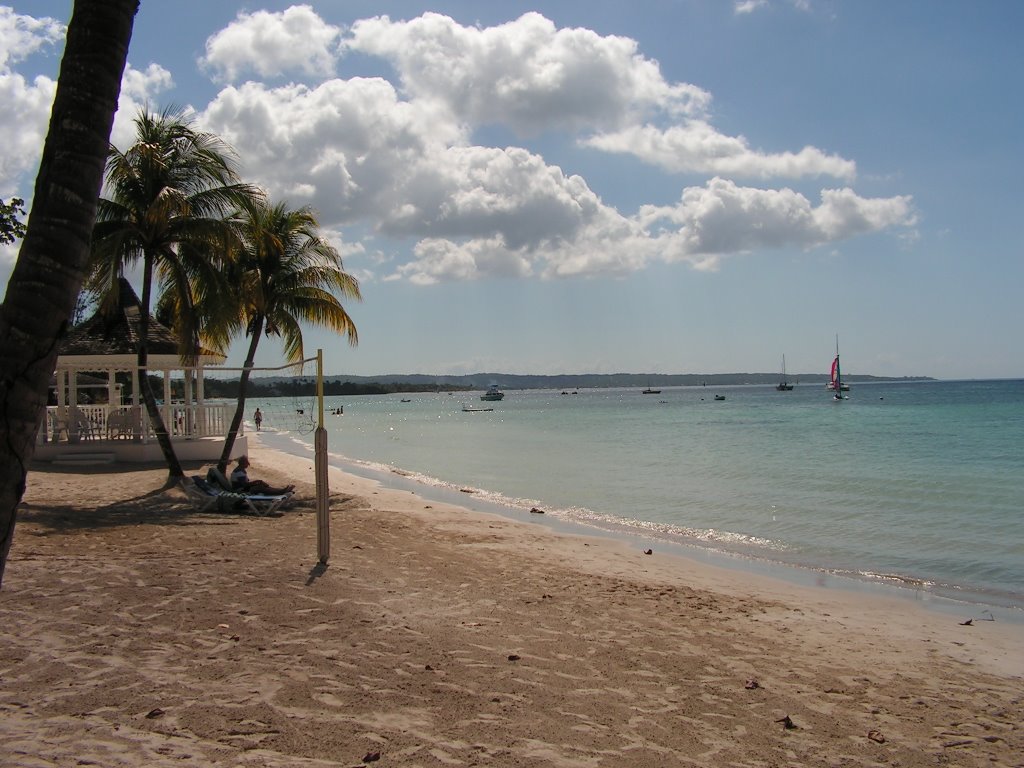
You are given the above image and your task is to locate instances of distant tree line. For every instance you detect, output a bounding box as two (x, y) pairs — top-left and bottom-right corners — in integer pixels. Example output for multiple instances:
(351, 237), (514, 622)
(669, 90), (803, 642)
(192, 376), (471, 399)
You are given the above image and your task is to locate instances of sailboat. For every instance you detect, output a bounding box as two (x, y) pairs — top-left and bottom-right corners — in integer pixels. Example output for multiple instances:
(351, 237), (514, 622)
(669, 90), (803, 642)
(827, 337), (850, 399)
(776, 355), (794, 391)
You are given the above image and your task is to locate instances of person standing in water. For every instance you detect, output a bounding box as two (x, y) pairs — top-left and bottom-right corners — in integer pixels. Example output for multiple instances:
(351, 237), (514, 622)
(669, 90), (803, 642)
(253, 407), (263, 431)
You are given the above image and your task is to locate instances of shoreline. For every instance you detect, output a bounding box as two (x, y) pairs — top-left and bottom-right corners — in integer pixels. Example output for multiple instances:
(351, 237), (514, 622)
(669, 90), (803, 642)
(3, 442), (1022, 766)
(261, 427), (1024, 623)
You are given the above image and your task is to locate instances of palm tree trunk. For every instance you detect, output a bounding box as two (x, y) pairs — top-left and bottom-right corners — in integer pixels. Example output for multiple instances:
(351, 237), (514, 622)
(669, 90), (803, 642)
(0, 0), (139, 588)
(137, 253), (184, 479)
(218, 316), (265, 472)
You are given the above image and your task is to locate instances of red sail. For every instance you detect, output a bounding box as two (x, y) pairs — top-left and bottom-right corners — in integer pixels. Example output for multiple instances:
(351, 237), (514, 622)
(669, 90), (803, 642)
(830, 355), (839, 390)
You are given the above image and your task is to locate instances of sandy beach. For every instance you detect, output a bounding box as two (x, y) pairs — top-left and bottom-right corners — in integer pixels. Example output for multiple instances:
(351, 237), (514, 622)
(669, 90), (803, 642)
(2, 443), (1021, 767)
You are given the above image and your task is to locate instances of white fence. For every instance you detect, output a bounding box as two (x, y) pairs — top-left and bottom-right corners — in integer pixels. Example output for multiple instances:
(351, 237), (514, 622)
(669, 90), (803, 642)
(39, 402), (238, 445)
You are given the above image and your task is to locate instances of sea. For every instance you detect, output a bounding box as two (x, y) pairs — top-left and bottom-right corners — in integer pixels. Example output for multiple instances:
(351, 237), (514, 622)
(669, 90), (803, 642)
(248, 379), (1024, 619)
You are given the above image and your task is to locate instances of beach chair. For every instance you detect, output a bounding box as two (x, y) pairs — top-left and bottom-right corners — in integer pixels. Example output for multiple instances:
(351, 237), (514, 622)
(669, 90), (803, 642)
(74, 411), (99, 441)
(183, 475), (292, 516)
(106, 411), (137, 440)
(208, 466), (294, 512)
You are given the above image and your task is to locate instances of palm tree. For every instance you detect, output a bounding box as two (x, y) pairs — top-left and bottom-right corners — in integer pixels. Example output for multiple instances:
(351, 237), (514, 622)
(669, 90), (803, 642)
(88, 107), (260, 479)
(215, 196), (361, 471)
(0, 0), (139, 588)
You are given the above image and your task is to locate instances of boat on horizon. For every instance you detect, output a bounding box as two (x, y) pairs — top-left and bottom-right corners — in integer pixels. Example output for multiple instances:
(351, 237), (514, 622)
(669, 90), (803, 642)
(827, 336), (850, 400)
(480, 384), (505, 401)
(642, 385), (661, 394)
(776, 355), (794, 391)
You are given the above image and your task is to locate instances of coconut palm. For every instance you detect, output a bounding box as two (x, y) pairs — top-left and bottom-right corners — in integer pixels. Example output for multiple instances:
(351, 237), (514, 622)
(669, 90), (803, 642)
(88, 107), (260, 479)
(0, 0), (139, 587)
(215, 196), (361, 471)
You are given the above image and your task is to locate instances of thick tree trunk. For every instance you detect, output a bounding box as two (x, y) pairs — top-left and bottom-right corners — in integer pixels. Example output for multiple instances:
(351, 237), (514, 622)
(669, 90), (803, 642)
(0, 0), (139, 588)
(218, 316), (264, 473)
(137, 255), (184, 479)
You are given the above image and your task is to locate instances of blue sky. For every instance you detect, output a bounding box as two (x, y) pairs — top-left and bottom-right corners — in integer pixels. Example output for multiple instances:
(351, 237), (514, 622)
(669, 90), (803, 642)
(2, 1), (1022, 379)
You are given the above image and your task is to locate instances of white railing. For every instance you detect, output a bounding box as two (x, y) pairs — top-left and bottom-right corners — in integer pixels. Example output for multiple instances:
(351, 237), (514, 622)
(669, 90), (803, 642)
(39, 402), (239, 445)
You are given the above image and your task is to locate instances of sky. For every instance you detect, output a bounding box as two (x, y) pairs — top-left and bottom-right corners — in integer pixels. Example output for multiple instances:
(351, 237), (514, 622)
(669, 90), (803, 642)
(2, 1), (1022, 380)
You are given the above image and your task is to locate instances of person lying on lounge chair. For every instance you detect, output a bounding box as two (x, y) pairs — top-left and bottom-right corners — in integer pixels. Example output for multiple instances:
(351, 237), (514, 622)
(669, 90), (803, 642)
(230, 455), (295, 496)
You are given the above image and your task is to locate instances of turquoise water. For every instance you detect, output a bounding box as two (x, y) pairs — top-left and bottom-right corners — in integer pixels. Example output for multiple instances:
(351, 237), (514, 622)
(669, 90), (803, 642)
(251, 379), (1024, 613)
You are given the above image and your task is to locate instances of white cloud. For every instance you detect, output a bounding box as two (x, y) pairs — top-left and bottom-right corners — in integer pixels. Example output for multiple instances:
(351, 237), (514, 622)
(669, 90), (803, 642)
(0, 69), (55, 191)
(734, 0), (811, 13)
(0, 7), (63, 71)
(393, 212), (652, 284)
(734, 0), (769, 14)
(378, 145), (606, 246)
(638, 177), (915, 265)
(198, 75), (646, 282)
(199, 77), (461, 221)
(421, 177), (917, 281)
(346, 12), (710, 135)
(812, 187), (917, 239)
(396, 237), (526, 285)
(584, 121), (856, 180)
(0, 8), (63, 194)
(197, 67), (913, 284)
(2, 7), (913, 285)
(380, 158), (663, 283)
(200, 5), (342, 83)
(346, 11), (847, 181)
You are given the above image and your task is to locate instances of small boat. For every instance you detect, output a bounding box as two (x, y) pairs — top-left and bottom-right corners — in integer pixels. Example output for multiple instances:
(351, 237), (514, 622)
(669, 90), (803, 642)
(400, 398), (412, 403)
(776, 355), (794, 391)
(827, 336), (849, 400)
(714, 394), (726, 401)
(642, 387), (661, 394)
(480, 384), (504, 401)
(463, 406), (494, 412)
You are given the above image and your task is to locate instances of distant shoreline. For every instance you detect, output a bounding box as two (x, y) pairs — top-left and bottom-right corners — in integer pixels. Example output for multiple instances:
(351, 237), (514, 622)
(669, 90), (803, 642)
(193, 372), (937, 399)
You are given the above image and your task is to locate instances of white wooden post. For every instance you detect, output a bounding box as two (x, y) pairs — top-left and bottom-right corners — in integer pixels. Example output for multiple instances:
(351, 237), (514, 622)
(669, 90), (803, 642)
(69, 372), (80, 442)
(162, 371), (172, 435)
(196, 364), (206, 437)
(183, 370), (194, 439)
(133, 367), (146, 443)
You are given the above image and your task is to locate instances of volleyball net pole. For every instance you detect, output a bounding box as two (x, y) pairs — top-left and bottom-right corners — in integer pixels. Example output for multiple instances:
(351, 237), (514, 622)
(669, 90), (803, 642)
(314, 349), (330, 565)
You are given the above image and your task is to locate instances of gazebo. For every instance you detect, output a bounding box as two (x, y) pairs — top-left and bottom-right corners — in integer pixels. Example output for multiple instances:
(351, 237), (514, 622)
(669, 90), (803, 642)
(36, 279), (247, 464)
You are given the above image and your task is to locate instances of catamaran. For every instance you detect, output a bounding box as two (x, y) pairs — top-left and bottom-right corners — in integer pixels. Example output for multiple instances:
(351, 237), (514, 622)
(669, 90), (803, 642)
(827, 337), (849, 400)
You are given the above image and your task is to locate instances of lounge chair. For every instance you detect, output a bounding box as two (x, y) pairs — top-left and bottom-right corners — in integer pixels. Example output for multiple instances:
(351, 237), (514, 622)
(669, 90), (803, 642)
(208, 465), (294, 503)
(182, 475), (292, 516)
